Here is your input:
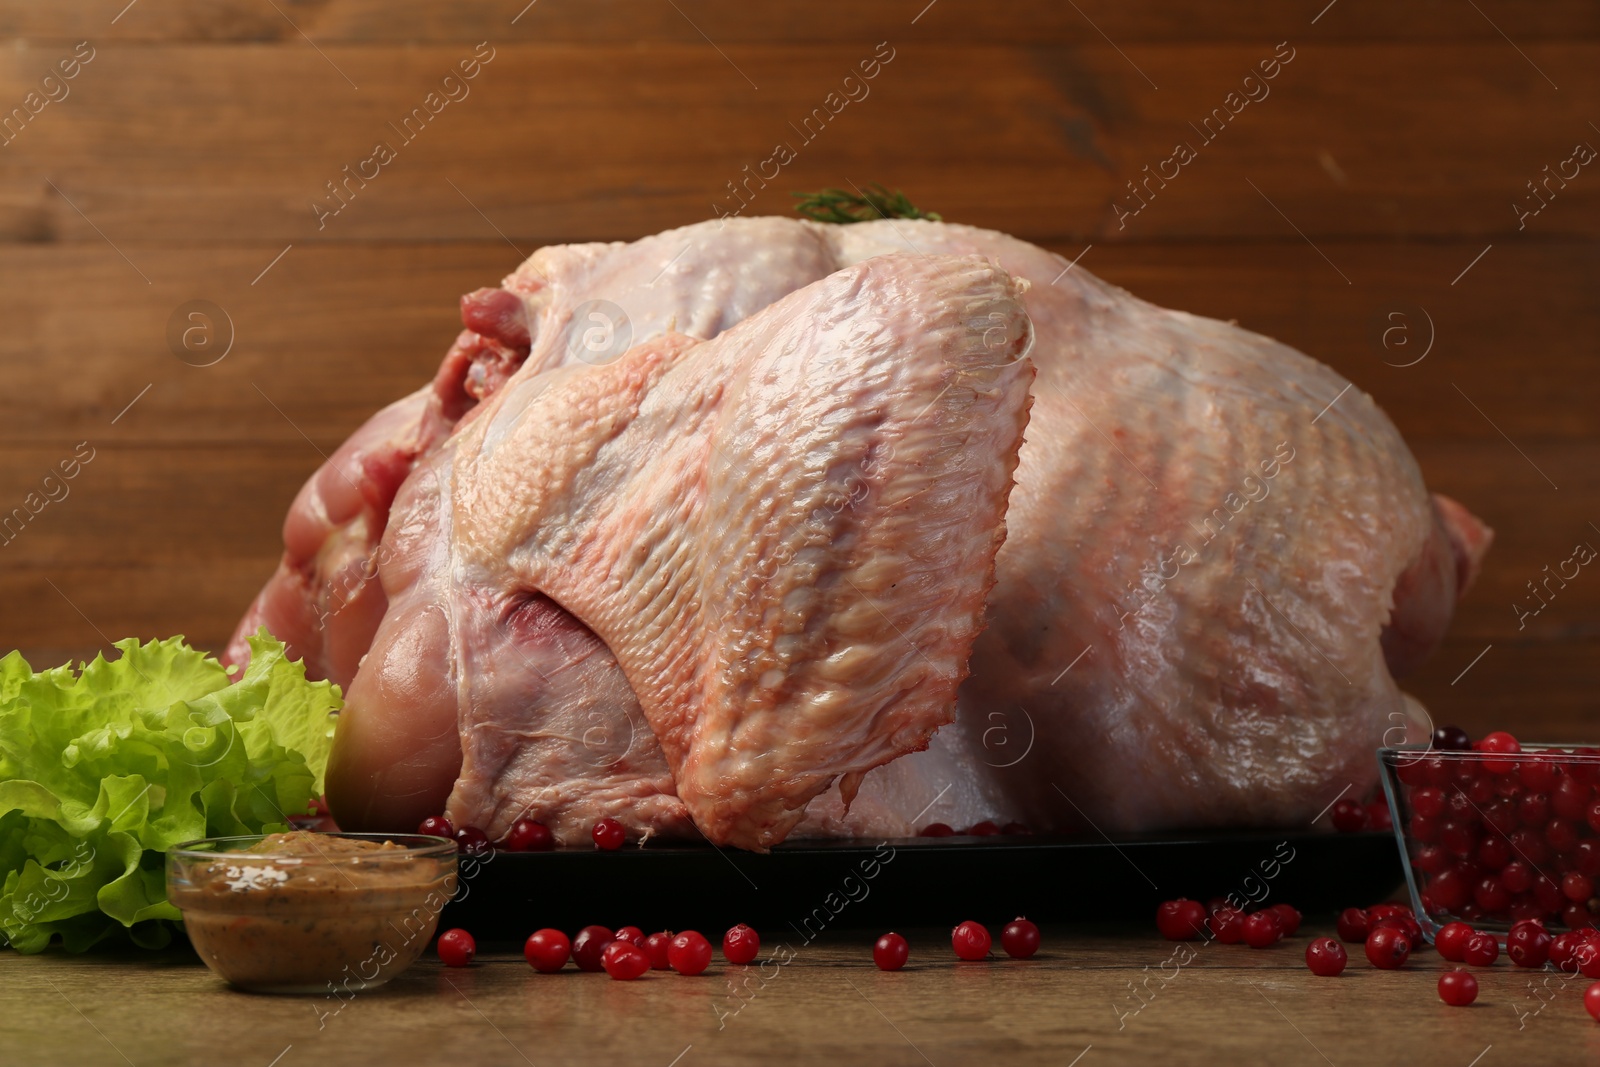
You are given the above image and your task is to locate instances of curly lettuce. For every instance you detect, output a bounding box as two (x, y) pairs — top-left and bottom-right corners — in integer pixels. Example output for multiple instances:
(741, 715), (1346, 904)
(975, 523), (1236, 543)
(0, 632), (338, 953)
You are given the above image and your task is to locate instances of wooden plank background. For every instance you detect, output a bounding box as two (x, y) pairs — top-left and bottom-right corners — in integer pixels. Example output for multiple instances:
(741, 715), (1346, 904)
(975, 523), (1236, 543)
(0, 0), (1594, 741)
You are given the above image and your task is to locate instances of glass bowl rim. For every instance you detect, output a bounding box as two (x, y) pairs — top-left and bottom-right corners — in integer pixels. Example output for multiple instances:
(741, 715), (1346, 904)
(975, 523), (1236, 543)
(1379, 742), (1600, 760)
(168, 831), (458, 862)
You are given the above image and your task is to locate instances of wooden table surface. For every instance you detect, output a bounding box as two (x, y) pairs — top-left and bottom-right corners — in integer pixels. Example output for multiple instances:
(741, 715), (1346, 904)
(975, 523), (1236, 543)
(0, 3), (1597, 1062)
(4, 924), (1596, 1066)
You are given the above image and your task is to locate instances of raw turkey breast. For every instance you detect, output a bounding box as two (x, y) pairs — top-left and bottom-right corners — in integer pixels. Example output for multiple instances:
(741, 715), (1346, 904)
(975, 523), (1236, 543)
(325, 253), (1035, 849)
(239, 216), (1489, 848)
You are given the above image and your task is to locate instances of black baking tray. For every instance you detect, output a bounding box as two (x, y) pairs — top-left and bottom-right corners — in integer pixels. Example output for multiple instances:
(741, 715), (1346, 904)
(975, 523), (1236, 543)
(439, 830), (1402, 943)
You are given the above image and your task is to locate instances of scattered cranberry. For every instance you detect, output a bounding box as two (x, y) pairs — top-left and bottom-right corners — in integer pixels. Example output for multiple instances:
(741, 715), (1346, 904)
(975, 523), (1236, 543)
(1336, 908), (1370, 943)
(436, 928), (476, 967)
(874, 932), (910, 971)
(1374, 914), (1423, 945)
(1001, 918), (1040, 959)
(1586, 982), (1600, 1021)
(1243, 912), (1282, 949)
(601, 941), (651, 980)
(592, 818), (626, 850)
(1155, 899), (1208, 941)
(1438, 968), (1478, 1006)
(503, 819), (554, 852)
(967, 821), (1002, 836)
(723, 924), (761, 964)
(524, 928), (571, 973)
(952, 921), (992, 960)
(920, 823), (955, 837)
(1269, 903), (1302, 937)
(1462, 931), (1499, 966)
(1435, 921), (1475, 962)
(1366, 902), (1413, 921)
(615, 925), (646, 947)
(1551, 931), (1587, 972)
(1305, 937), (1346, 976)
(454, 825), (490, 855)
(1365, 926), (1411, 969)
(1331, 798), (1368, 833)
(418, 815), (454, 839)
(668, 931), (714, 976)
(1433, 726), (1471, 751)
(643, 932), (674, 970)
(572, 925), (616, 972)
(1209, 907), (1246, 944)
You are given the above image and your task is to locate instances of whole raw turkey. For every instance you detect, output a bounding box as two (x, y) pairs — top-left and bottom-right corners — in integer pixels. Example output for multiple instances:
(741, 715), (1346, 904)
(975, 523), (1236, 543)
(224, 216), (1492, 849)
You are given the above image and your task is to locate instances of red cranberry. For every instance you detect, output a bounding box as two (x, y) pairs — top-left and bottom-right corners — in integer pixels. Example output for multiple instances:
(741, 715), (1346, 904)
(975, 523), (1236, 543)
(1375, 914), (1423, 945)
(919, 823), (955, 837)
(1476, 835), (1512, 871)
(1579, 942), (1600, 980)
(1209, 907), (1246, 944)
(524, 928), (571, 972)
(723, 924), (760, 964)
(615, 925), (645, 947)
(1586, 982), (1600, 1021)
(1336, 908), (1370, 943)
(1500, 860), (1534, 894)
(1462, 931), (1499, 966)
(1001, 918), (1040, 959)
(1555, 778), (1592, 821)
(1480, 731), (1521, 775)
(572, 925), (616, 972)
(1473, 876), (1511, 915)
(1521, 755), (1559, 792)
(1269, 904), (1302, 936)
(952, 921), (992, 961)
(437, 928), (476, 967)
(592, 818), (626, 850)
(1413, 844), (1450, 874)
(601, 941), (651, 980)
(1427, 868), (1473, 912)
(1331, 798), (1368, 833)
(643, 931), (674, 970)
(1433, 726), (1472, 751)
(1434, 921), (1475, 962)
(1155, 899), (1208, 941)
(418, 815), (454, 839)
(1305, 937), (1346, 977)
(1438, 968), (1478, 1006)
(874, 932), (910, 971)
(1483, 801), (1519, 838)
(1365, 926), (1411, 969)
(503, 819), (554, 852)
(1507, 922), (1552, 967)
(1411, 788), (1446, 819)
(454, 825), (491, 855)
(1552, 931), (1588, 972)
(967, 821), (1002, 836)
(668, 931), (713, 976)
(1440, 820), (1477, 857)
(1367, 902), (1413, 921)
(1520, 792), (1552, 826)
(1243, 912), (1282, 949)
(1566, 872), (1597, 902)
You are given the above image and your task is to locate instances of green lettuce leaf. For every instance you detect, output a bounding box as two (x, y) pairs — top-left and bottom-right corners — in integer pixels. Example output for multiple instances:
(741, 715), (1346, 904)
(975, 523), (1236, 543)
(0, 632), (339, 953)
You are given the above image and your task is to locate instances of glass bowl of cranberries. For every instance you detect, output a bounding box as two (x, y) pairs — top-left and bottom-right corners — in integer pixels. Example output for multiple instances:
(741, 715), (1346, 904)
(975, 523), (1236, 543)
(1379, 728), (1600, 943)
